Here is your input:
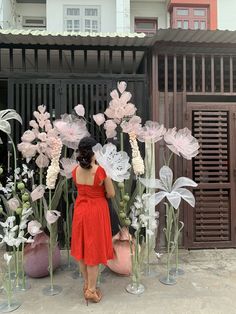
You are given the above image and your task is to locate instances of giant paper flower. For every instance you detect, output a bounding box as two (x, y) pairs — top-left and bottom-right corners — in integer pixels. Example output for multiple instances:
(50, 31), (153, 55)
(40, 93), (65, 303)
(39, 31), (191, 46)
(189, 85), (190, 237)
(121, 115), (142, 135)
(140, 165), (197, 209)
(164, 127), (199, 160)
(54, 114), (89, 149)
(92, 143), (131, 182)
(93, 113), (105, 126)
(60, 158), (78, 179)
(138, 121), (166, 143)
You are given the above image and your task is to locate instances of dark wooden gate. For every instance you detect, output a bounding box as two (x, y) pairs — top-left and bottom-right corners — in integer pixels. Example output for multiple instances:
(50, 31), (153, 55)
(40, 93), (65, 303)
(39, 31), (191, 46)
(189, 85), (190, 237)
(8, 77), (148, 144)
(185, 102), (236, 248)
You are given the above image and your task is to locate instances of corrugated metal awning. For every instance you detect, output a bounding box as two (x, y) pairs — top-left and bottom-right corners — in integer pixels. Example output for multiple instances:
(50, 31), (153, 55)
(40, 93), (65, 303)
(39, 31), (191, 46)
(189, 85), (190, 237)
(0, 29), (153, 47)
(1, 28), (236, 49)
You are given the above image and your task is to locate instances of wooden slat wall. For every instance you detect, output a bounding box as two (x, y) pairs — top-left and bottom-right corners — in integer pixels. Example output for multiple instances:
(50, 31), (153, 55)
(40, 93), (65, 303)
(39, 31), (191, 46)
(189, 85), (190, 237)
(192, 110), (231, 243)
(153, 50), (236, 248)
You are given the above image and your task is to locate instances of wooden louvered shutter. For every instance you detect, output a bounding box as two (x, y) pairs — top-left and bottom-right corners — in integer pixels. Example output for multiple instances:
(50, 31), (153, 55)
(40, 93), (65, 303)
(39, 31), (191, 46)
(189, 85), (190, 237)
(186, 104), (236, 248)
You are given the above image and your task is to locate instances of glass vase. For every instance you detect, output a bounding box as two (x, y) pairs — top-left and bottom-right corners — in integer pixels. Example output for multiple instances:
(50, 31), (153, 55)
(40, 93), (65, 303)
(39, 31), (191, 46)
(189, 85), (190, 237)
(126, 233), (145, 295)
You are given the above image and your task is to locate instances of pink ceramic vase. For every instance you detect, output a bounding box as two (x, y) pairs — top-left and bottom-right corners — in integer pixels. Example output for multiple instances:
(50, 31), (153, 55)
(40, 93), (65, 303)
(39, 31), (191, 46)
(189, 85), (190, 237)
(24, 232), (61, 278)
(107, 228), (133, 276)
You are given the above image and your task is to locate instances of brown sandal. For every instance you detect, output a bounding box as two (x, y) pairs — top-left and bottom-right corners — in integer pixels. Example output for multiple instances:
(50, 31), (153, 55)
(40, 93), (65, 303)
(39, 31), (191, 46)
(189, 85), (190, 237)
(84, 289), (102, 305)
(83, 285), (102, 298)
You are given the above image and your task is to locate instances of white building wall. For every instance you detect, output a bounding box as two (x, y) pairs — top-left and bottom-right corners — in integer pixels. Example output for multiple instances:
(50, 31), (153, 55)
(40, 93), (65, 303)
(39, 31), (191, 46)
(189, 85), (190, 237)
(15, 3), (46, 29)
(116, 0), (130, 33)
(46, 0), (116, 33)
(130, 1), (167, 31)
(0, 0), (17, 29)
(218, 0), (236, 31)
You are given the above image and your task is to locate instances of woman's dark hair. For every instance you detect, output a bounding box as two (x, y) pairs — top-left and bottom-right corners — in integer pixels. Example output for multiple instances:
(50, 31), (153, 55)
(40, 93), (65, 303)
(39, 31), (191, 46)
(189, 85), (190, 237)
(77, 136), (97, 169)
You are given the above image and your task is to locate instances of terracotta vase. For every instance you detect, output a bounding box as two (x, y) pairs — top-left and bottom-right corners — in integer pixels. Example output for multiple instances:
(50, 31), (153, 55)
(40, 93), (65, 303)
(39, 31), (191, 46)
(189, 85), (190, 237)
(24, 232), (61, 278)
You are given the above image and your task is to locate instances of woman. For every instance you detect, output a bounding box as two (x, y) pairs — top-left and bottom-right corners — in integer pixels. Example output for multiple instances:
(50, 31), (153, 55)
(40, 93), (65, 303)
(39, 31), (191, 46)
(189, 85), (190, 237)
(71, 137), (115, 305)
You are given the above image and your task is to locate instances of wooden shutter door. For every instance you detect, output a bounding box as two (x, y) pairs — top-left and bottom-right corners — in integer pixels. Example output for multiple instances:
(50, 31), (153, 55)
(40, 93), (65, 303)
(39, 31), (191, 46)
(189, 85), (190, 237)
(186, 103), (236, 248)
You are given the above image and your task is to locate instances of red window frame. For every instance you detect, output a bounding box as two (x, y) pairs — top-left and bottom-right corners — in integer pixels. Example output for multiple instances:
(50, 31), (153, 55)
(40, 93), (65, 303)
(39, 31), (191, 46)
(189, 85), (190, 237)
(134, 18), (158, 35)
(172, 6), (209, 30)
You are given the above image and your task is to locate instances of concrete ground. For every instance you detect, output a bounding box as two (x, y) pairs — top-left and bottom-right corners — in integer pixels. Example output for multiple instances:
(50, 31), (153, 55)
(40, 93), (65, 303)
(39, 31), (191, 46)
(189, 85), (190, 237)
(0, 249), (236, 314)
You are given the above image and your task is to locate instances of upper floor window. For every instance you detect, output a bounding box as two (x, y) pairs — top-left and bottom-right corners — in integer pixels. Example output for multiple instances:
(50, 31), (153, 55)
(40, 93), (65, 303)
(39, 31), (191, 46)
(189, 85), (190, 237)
(134, 18), (158, 35)
(64, 6), (100, 33)
(172, 6), (208, 30)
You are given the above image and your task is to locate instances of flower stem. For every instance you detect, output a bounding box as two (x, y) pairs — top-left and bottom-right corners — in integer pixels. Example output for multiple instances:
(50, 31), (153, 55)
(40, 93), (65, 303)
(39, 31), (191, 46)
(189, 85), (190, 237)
(39, 168), (43, 225)
(21, 243), (26, 289)
(48, 189), (54, 291)
(7, 134), (17, 194)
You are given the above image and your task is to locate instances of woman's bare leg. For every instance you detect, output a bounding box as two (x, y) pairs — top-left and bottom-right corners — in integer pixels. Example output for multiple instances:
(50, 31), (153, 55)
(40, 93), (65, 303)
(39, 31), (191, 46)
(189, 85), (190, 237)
(78, 260), (88, 287)
(87, 265), (99, 291)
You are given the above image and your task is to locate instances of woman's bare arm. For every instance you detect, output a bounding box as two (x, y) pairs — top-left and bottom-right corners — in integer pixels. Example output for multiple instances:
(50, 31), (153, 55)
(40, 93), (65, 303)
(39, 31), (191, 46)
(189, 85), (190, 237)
(104, 177), (115, 198)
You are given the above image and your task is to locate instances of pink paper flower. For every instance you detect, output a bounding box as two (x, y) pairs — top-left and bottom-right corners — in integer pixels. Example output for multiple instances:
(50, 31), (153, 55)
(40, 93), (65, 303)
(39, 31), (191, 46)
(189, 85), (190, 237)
(31, 185), (45, 202)
(104, 84), (137, 122)
(138, 121), (166, 143)
(93, 113), (105, 126)
(35, 153), (49, 168)
(117, 81), (127, 94)
(17, 142), (38, 159)
(45, 210), (61, 224)
(46, 137), (63, 189)
(33, 105), (50, 128)
(29, 120), (38, 129)
(37, 132), (47, 142)
(21, 130), (36, 142)
(8, 198), (20, 211)
(27, 220), (42, 236)
(121, 116), (142, 135)
(60, 158), (78, 179)
(54, 114), (89, 150)
(104, 119), (117, 139)
(74, 104), (85, 117)
(164, 127), (200, 160)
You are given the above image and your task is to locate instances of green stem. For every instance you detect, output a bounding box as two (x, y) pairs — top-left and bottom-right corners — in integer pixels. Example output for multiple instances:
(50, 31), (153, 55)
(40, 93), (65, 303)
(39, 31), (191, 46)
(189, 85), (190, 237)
(64, 146), (71, 267)
(39, 168), (43, 225)
(7, 134), (17, 194)
(120, 131), (124, 151)
(21, 243), (26, 289)
(48, 189), (53, 290)
(175, 207), (180, 270)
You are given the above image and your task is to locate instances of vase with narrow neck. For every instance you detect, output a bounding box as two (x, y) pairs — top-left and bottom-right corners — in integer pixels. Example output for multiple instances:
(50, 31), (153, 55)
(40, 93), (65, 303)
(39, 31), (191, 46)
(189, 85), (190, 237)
(126, 232), (145, 295)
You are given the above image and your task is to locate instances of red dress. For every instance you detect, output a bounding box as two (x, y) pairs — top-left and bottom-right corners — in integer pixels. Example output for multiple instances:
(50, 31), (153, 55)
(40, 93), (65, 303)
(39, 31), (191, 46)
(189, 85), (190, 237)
(71, 165), (114, 266)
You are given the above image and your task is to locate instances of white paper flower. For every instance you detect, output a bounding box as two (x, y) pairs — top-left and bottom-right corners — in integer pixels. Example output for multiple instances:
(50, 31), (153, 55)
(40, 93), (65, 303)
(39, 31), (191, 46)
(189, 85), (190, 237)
(140, 165), (198, 209)
(92, 143), (131, 182)
(3, 253), (12, 265)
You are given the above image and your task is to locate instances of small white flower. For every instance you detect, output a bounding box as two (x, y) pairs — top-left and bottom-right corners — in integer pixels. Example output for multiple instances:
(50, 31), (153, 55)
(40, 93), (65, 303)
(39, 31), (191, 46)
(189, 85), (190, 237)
(3, 253), (12, 265)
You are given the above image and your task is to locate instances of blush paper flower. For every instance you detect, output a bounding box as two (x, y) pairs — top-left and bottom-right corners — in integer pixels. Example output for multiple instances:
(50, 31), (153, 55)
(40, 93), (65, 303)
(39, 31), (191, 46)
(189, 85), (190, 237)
(45, 210), (61, 224)
(92, 143), (131, 182)
(27, 220), (42, 236)
(60, 158), (78, 179)
(21, 130), (36, 142)
(140, 165), (198, 209)
(121, 115), (142, 135)
(138, 121), (166, 143)
(93, 113), (105, 126)
(74, 104), (85, 117)
(31, 185), (45, 202)
(54, 114), (89, 149)
(7, 198), (20, 211)
(164, 127), (200, 160)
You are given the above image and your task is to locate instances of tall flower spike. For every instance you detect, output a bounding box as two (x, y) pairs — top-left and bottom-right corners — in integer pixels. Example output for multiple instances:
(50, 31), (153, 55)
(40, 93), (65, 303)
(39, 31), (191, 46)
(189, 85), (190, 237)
(129, 132), (145, 176)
